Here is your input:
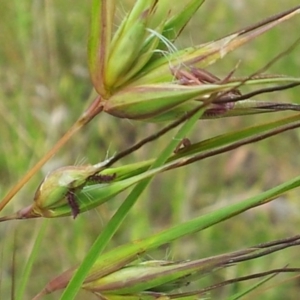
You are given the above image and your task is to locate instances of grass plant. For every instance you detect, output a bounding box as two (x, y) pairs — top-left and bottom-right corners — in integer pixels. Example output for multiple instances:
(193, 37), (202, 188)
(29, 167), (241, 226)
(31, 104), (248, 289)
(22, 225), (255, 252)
(1, 1), (300, 299)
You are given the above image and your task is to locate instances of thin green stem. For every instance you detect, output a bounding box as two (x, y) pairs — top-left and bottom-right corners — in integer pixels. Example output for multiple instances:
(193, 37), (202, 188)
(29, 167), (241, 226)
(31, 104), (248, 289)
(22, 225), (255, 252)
(16, 220), (48, 300)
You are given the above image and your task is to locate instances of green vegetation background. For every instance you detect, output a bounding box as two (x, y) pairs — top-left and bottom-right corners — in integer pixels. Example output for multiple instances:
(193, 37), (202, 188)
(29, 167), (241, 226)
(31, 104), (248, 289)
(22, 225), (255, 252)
(1, 0), (300, 299)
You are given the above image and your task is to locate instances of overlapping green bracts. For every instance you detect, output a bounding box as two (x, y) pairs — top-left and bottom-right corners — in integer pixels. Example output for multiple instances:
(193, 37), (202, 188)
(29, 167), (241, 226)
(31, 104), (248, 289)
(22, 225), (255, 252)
(3, 2), (300, 223)
(91, 0), (206, 93)
(88, 1), (300, 122)
(2, 110), (300, 221)
(34, 217), (300, 299)
(82, 255), (243, 295)
(104, 77), (300, 121)
(11, 2), (299, 220)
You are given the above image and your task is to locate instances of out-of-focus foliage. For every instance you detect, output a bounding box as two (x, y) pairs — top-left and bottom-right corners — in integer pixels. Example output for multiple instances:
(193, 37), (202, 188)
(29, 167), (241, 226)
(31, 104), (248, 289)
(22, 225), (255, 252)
(1, 1), (300, 299)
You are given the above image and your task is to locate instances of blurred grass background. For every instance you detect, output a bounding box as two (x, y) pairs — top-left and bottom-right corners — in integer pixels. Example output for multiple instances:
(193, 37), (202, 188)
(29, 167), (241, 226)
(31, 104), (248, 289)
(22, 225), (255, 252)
(1, 0), (300, 299)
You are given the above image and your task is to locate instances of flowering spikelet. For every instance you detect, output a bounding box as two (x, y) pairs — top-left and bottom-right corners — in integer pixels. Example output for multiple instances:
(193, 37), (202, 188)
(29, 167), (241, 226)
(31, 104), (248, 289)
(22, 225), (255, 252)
(87, 1), (300, 121)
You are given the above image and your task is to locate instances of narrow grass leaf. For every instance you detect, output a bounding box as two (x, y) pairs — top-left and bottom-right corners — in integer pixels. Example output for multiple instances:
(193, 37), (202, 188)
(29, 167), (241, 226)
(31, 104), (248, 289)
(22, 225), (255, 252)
(58, 106), (206, 299)
(82, 175), (300, 282)
(16, 220), (48, 300)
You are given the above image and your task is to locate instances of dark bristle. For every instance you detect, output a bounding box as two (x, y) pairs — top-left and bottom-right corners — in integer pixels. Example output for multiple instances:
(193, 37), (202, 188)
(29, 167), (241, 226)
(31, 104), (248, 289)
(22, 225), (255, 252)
(89, 173), (117, 183)
(67, 191), (80, 219)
